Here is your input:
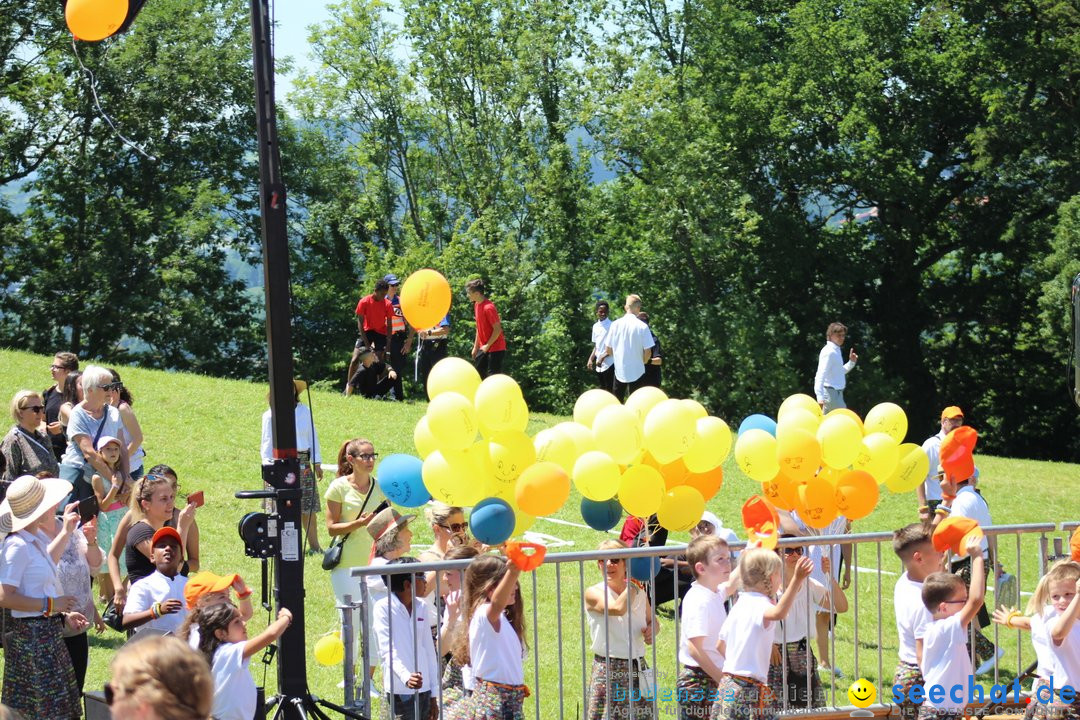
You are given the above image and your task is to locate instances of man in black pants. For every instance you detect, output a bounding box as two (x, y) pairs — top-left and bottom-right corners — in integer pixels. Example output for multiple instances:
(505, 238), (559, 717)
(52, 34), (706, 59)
(416, 315), (450, 391)
(384, 274), (415, 401)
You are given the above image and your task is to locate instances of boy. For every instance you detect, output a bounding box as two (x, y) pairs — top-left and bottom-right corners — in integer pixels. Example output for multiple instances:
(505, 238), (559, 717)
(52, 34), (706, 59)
(123, 527), (189, 634)
(676, 535), (738, 719)
(916, 535), (985, 720)
(373, 557), (440, 720)
(769, 535), (849, 710)
(348, 347), (399, 400)
(891, 524), (944, 720)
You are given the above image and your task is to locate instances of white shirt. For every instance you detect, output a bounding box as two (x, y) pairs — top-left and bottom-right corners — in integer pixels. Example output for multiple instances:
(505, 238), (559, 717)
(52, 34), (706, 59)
(1040, 606), (1080, 687)
(790, 512), (846, 607)
(720, 591), (776, 684)
(605, 313), (655, 383)
(920, 431), (946, 502)
(125, 570), (189, 634)
(260, 403), (321, 464)
(211, 642), (256, 720)
(777, 578), (829, 643)
(1030, 609), (1055, 682)
(813, 340), (856, 401)
(949, 486), (991, 555)
(591, 318), (613, 372)
(440, 590), (474, 691)
(588, 582), (649, 660)
(469, 602), (524, 686)
(918, 614), (971, 710)
(0, 530), (64, 618)
(373, 594), (440, 695)
(678, 582), (730, 669)
(894, 572), (932, 665)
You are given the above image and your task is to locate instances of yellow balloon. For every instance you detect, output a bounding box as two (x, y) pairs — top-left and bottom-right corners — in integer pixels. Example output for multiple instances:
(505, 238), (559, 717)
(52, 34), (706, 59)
(776, 427), (822, 483)
(683, 416), (732, 473)
(816, 414), (863, 469)
(474, 374), (524, 434)
(572, 451), (621, 501)
(657, 486), (706, 531)
(643, 399), (698, 464)
(488, 431), (536, 484)
(515, 462), (570, 516)
(66, 0), (127, 42)
(399, 268), (452, 331)
(512, 507), (535, 537)
(776, 408), (821, 437)
(533, 427), (578, 474)
(797, 475), (838, 529)
(413, 416), (439, 459)
(778, 393), (823, 420)
(864, 402), (909, 444)
(624, 385), (668, 422)
(593, 405), (644, 465)
(618, 465), (665, 518)
(574, 389), (620, 428)
(554, 421), (597, 457)
(426, 392), (479, 451)
(507, 396), (529, 433)
(825, 408), (864, 434)
(422, 450), (484, 507)
(734, 429), (779, 483)
(853, 432), (899, 484)
(314, 634), (345, 666)
(885, 443), (931, 494)
(681, 399), (708, 420)
(427, 357), (482, 401)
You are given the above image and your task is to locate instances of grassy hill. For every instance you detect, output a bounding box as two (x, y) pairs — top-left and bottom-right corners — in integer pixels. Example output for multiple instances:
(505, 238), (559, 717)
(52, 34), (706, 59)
(1, 347), (1077, 715)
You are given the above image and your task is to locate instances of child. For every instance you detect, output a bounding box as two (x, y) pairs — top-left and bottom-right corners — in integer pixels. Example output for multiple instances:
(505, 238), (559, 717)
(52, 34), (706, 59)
(191, 602), (292, 720)
(373, 557), (440, 720)
(365, 507), (415, 675)
(180, 571), (255, 649)
(122, 526), (189, 634)
(917, 534), (985, 720)
(438, 544), (481, 720)
(891, 524), (944, 720)
(454, 555), (528, 720)
(768, 536), (849, 710)
(676, 535), (737, 720)
(91, 435), (131, 603)
(714, 546), (813, 720)
(349, 347), (399, 399)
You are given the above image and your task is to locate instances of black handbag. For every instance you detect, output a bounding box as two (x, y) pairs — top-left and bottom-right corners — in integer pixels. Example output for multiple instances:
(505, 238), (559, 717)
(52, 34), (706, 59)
(322, 481), (374, 570)
(102, 600), (125, 632)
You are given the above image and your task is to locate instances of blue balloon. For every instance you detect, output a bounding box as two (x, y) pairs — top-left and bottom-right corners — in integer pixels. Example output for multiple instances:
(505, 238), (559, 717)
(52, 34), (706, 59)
(629, 555), (661, 582)
(738, 414), (777, 437)
(580, 497), (622, 532)
(376, 454), (429, 508)
(470, 497), (516, 545)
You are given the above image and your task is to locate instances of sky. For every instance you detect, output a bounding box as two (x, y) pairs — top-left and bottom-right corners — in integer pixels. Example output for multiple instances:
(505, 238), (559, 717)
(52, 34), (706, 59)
(271, 0), (333, 97)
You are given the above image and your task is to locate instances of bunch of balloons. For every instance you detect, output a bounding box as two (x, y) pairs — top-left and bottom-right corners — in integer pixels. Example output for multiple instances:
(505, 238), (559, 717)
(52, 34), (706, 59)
(733, 394), (928, 529)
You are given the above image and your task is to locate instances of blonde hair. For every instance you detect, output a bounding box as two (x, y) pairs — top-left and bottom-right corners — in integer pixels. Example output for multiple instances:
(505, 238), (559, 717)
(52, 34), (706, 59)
(108, 635), (212, 720)
(9, 390), (42, 423)
(1026, 560), (1080, 615)
(597, 539), (627, 553)
(426, 502), (464, 526)
(738, 546), (782, 595)
(130, 473), (173, 519)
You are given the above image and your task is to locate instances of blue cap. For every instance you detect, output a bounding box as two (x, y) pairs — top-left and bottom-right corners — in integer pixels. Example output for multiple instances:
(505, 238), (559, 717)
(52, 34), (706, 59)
(383, 274), (400, 285)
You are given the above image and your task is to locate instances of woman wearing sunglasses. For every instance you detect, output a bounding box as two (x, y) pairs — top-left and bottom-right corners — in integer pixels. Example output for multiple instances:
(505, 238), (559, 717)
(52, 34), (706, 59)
(1, 391), (60, 497)
(58, 365), (130, 505)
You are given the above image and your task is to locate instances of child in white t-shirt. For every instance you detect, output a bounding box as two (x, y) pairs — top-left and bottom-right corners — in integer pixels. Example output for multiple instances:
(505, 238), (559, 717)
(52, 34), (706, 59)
(916, 535), (985, 720)
(190, 602), (292, 720)
(891, 524), (945, 720)
(714, 546), (812, 720)
(676, 535), (738, 719)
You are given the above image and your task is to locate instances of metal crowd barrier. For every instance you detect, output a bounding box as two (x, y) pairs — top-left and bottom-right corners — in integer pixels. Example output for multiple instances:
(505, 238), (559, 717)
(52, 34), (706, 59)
(340, 521), (1075, 719)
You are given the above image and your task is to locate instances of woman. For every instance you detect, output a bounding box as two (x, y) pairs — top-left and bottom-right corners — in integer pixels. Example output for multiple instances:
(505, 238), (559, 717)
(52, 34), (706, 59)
(418, 502), (470, 622)
(106, 369), (146, 480)
(58, 365), (129, 504)
(1, 391), (61, 493)
(0, 476), (86, 718)
(57, 372), (81, 429)
(584, 539), (655, 720)
(44, 352), (78, 462)
(106, 634), (213, 720)
(261, 380), (323, 554)
(324, 438), (388, 670)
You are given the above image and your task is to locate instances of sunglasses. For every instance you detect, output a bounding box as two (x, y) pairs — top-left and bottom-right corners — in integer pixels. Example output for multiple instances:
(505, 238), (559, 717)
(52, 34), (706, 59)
(782, 547), (804, 555)
(438, 522), (469, 534)
(102, 382), (123, 391)
(21, 405), (45, 412)
(353, 452), (378, 462)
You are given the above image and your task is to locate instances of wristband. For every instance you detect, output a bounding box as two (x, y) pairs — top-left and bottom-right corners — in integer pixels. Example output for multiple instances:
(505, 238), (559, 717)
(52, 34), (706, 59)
(935, 506), (951, 516)
(1005, 610), (1021, 628)
(942, 494), (957, 501)
(918, 506), (930, 513)
(236, 589), (252, 600)
(151, 602), (162, 619)
(43, 596), (54, 617)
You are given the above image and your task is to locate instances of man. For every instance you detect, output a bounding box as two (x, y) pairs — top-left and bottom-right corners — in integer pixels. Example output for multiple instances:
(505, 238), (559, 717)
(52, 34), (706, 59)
(346, 279), (394, 396)
(466, 278), (505, 378)
(638, 311), (663, 388)
(604, 294), (654, 401)
(349, 347), (399, 399)
(585, 300), (613, 392)
(384, 274), (415, 401)
(813, 322), (858, 412)
(918, 406), (965, 521)
(416, 314), (450, 391)
(43, 351), (78, 460)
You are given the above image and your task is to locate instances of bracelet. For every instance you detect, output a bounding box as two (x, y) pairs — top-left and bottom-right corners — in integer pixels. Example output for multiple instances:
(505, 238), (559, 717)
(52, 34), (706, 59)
(918, 506), (930, 513)
(935, 506), (951, 516)
(1005, 610), (1022, 628)
(236, 590), (252, 599)
(42, 596), (54, 617)
(151, 602), (162, 619)
(942, 494), (957, 501)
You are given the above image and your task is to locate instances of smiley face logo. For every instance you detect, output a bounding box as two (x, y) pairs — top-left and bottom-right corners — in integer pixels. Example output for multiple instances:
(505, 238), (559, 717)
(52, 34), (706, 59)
(847, 678), (876, 708)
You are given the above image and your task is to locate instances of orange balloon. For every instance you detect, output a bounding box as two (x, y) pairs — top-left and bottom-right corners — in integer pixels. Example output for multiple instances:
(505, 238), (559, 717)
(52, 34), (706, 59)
(797, 475), (838, 529)
(835, 470), (879, 521)
(66, 0), (128, 41)
(684, 466), (723, 501)
(776, 428), (822, 483)
(400, 269), (452, 330)
(761, 473), (800, 512)
(515, 462), (570, 517)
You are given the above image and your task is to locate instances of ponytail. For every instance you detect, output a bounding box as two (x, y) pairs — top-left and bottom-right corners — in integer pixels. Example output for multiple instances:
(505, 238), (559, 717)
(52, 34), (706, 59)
(336, 438), (373, 478)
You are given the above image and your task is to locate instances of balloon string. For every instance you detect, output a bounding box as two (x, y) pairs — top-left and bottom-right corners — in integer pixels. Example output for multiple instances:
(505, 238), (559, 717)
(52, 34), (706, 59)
(70, 35), (158, 162)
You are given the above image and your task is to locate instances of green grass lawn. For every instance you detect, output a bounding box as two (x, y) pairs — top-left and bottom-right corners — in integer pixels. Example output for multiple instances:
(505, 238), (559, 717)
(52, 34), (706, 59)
(1, 347), (1078, 717)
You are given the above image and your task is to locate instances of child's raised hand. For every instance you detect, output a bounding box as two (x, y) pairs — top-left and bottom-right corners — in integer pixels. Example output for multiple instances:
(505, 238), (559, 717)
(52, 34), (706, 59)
(277, 607), (293, 626)
(793, 556), (814, 581)
(964, 534), (983, 558)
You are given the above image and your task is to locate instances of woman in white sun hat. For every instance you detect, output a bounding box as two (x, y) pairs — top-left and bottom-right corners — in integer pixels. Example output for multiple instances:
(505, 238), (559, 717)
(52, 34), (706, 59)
(0, 475), (87, 718)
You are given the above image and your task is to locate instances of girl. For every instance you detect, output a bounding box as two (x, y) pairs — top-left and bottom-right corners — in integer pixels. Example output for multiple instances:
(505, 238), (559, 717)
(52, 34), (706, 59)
(57, 371), (81, 429)
(107, 634), (213, 720)
(105, 369), (146, 480)
(454, 555), (528, 720)
(189, 602), (292, 720)
(91, 435), (131, 603)
(714, 546), (813, 720)
(438, 544), (481, 720)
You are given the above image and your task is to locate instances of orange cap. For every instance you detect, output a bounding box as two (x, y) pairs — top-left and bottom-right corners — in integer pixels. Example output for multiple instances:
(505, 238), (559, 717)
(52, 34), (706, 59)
(1070, 528), (1080, 564)
(742, 495), (779, 550)
(941, 406), (964, 421)
(151, 526), (183, 550)
(940, 426), (978, 480)
(184, 571), (240, 609)
(932, 516), (984, 557)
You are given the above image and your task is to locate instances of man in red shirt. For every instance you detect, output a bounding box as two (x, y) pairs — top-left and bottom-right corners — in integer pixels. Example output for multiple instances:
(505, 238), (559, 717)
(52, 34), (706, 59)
(346, 278), (394, 396)
(465, 278), (506, 378)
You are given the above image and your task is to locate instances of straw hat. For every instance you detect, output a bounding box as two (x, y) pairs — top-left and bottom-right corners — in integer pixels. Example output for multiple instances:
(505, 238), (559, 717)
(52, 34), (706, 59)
(0, 476), (73, 532)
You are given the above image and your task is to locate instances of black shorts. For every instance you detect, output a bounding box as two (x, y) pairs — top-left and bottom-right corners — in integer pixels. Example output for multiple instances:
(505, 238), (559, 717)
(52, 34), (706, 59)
(355, 332), (388, 352)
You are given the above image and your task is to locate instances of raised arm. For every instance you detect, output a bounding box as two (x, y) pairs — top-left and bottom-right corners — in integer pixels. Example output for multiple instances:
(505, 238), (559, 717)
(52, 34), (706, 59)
(485, 563), (523, 629)
(244, 607), (292, 660)
(764, 556), (813, 622)
(1049, 578), (1080, 645)
(958, 537), (986, 627)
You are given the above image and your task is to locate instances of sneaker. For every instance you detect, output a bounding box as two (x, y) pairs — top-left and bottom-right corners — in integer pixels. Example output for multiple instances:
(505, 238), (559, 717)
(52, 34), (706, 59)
(975, 648), (1005, 675)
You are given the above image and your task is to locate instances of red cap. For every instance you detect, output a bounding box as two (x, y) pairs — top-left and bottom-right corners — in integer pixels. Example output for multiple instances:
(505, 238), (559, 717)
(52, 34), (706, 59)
(932, 516), (983, 557)
(151, 526), (183, 550)
(940, 426), (978, 480)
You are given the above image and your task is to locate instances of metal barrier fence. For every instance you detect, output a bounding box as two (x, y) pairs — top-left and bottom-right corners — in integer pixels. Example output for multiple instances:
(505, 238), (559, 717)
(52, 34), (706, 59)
(340, 521), (1076, 719)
